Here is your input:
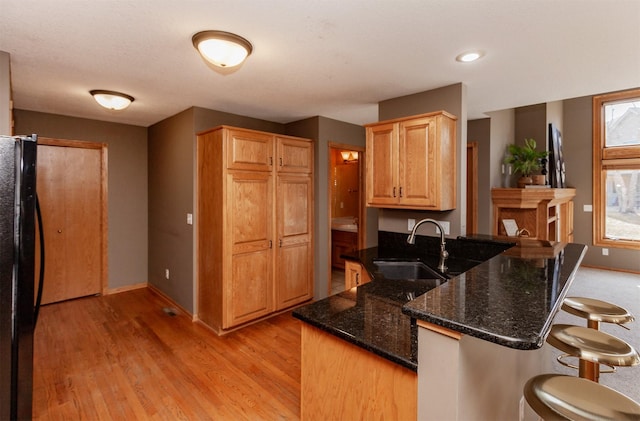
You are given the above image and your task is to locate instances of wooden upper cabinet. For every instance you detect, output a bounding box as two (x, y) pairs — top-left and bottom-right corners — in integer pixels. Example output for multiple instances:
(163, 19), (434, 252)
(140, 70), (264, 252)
(365, 111), (457, 210)
(276, 136), (313, 174)
(226, 128), (274, 171)
(366, 122), (398, 205)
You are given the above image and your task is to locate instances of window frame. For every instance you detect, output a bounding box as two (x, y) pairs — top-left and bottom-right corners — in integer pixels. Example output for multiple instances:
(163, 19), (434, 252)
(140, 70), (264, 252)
(592, 88), (640, 250)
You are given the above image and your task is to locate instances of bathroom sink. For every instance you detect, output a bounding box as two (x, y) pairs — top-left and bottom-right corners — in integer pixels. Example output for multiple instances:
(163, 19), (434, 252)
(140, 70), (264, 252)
(373, 260), (445, 281)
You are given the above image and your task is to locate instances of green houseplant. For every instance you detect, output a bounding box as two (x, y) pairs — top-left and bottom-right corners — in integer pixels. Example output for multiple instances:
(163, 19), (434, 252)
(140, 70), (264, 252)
(504, 138), (549, 187)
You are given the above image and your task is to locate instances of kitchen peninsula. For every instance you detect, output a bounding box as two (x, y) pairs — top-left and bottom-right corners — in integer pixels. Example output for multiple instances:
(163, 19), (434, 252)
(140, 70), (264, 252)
(293, 232), (587, 421)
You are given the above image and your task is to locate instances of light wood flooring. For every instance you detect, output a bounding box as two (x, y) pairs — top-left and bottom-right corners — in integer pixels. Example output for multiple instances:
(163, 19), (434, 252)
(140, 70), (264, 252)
(32, 288), (301, 420)
(32, 267), (640, 419)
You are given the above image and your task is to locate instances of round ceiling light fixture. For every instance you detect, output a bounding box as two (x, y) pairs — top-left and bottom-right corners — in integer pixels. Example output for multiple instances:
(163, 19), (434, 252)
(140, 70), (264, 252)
(455, 50), (484, 63)
(192, 30), (253, 68)
(90, 90), (134, 110)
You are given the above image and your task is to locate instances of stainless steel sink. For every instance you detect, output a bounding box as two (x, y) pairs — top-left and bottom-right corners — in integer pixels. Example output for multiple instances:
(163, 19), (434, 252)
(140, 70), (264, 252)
(373, 260), (445, 281)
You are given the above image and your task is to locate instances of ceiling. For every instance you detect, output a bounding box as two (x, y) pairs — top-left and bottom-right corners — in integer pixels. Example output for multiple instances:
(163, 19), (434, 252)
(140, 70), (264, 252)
(1, 0), (639, 128)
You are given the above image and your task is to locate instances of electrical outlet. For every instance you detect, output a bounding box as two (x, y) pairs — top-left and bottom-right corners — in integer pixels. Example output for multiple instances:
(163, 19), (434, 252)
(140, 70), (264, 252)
(187, 213), (193, 225)
(408, 218), (416, 231)
(435, 221), (450, 235)
(165, 269), (170, 279)
(602, 248), (609, 256)
(583, 205), (592, 212)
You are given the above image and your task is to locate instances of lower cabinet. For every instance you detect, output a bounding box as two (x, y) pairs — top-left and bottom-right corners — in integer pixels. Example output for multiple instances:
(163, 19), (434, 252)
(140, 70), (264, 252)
(301, 324), (417, 421)
(344, 260), (371, 290)
(331, 229), (358, 269)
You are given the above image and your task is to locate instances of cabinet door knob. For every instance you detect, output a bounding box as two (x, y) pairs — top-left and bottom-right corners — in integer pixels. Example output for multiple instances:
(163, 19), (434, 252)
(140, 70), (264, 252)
(269, 240), (273, 248)
(57, 229), (62, 233)
(279, 157), (283, 167)
(399, 186), (403, 197)
(355, 273), (360, 285)
(393, 187), (396, 198)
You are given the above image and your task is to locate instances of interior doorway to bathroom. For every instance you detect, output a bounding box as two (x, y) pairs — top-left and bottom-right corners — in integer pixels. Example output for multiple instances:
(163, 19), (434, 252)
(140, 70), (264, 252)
(328, 143), (366, 295)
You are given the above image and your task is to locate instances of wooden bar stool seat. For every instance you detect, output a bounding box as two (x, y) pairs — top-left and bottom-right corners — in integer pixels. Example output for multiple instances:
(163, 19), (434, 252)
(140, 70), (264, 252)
(546, 324), (639, 382)
(563, 297), (634, 330)
(523, 374), (640, 420)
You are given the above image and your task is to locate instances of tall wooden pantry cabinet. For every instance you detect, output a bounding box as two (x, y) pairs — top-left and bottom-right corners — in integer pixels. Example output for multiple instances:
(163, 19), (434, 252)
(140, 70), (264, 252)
(196, 126), (314, 334)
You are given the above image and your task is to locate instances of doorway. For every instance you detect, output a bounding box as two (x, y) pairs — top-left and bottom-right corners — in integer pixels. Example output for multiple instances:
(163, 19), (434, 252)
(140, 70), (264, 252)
(328, 143), (366, 295)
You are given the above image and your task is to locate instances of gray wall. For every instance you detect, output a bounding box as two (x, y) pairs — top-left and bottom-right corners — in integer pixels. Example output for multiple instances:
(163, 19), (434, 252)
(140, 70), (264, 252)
(563, 95), (639, 272)
(286, 116), (367, 300)
(375, 83), (468, 238)
(147, 106), (286, 313)
(14, 109), (148, 290)
(0, 52), (10, 135)
(479, 95), (638, 273)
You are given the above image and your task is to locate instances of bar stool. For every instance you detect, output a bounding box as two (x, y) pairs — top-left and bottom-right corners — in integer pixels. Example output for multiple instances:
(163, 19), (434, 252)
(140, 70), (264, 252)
(523, 374), (640, 420)
(562, 297), (634, 330)
(547, 324), (640, 382)
(560, 297), (634, 380)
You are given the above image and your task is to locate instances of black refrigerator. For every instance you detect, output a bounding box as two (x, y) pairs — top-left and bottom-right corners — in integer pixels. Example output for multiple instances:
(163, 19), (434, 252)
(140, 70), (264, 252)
(0, 134), (37, 420)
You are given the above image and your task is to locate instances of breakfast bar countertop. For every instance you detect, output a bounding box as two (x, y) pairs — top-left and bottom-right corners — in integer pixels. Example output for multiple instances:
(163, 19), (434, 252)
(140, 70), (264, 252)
(293, 232), (587, 370)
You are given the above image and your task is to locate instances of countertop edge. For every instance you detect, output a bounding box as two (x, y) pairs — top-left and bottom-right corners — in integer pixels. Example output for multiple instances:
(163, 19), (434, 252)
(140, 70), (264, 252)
(292, 311), (418, 372)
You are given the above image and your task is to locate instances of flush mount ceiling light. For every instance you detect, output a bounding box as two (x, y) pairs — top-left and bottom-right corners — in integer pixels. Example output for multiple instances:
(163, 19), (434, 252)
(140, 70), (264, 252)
(192, 30), (253, 68)
(90, 90), (134, 110)
(455, 50), (484, 63)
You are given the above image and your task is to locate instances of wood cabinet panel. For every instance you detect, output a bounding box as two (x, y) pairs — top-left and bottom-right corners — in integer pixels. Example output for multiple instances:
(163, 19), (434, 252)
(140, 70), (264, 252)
(227, 172), (272, 255)
(366, 123), (397, 205)
(227, 249), (272, 327)
(365, 111), (457, 210)
(226, 128), (273, 171)
(276, 174), (313, 309)
(331, 230), (357, 269)
(301, 324), (417, 421)
(344, 260), (371, 290)
(276, 136), (313, 173)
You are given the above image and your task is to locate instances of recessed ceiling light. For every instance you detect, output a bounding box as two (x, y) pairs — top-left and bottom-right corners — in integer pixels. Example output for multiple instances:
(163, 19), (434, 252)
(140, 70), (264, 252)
(456, 51), (484, 63)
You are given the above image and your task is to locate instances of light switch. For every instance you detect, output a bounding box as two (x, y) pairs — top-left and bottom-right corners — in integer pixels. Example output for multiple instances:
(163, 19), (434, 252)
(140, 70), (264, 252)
(187, 213), (193, 225)
(583, 205), (592, 212)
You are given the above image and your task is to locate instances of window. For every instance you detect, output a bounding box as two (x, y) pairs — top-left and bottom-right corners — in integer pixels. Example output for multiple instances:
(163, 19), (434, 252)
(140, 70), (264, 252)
(593, 88), (640, 249)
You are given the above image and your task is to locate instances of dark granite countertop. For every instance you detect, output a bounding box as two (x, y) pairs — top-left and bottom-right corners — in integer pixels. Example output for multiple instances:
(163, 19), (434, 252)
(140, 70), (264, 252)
(293, 231), (587, 370)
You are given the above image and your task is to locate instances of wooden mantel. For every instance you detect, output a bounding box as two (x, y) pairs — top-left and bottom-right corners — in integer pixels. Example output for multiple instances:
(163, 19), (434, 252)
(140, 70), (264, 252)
(491, 188), (576, 242)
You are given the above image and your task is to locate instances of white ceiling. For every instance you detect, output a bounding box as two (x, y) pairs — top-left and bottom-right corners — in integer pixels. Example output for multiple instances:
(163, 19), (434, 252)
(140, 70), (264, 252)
(1, 0), (639, 128)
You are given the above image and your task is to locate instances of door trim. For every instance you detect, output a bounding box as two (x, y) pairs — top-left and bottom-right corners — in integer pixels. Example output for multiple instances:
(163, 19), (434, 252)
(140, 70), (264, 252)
(466, 142), (478, 235)
(39, 137), (108, 298)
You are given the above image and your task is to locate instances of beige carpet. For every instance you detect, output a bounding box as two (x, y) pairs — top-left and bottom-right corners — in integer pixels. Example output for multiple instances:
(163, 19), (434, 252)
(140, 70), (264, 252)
(550, 266), (640, 402)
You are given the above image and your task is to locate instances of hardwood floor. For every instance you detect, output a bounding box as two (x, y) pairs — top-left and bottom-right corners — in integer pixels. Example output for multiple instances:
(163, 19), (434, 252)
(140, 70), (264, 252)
(32, 288), (301, 420)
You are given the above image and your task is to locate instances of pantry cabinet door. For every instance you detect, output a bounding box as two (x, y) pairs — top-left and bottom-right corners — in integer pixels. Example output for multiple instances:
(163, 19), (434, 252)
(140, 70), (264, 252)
(275, 174), (313, 309)
(224, 171), (273, 328)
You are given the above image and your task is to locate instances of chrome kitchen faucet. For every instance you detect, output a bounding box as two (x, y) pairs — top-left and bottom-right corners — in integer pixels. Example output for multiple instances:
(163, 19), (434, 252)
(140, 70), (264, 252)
(407, 218), (449, 272)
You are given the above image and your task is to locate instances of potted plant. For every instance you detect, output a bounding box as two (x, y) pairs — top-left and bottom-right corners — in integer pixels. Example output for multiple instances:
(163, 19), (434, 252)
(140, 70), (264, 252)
(504, 138), (549, 187)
